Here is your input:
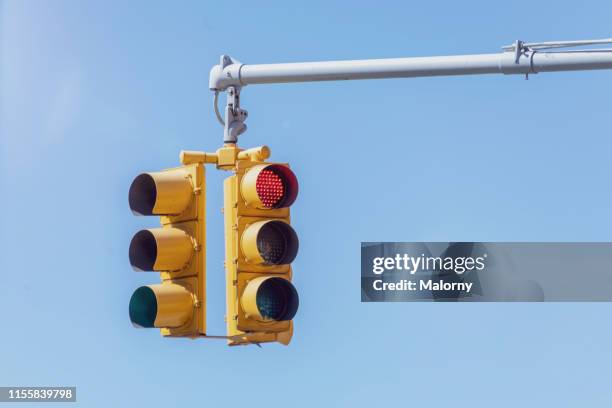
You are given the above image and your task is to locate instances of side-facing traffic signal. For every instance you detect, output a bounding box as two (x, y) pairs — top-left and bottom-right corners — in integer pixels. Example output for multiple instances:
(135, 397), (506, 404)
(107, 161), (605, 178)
(128, 162), (206, 337)
(223, 149), (300, 346)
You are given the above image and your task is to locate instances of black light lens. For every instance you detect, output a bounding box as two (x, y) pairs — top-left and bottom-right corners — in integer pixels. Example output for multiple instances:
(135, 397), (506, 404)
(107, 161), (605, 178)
(129, 174), (157, 215)
(129, 230), (157, 271)
(256, 278), (299, 321)
(256, 221), (299, 265)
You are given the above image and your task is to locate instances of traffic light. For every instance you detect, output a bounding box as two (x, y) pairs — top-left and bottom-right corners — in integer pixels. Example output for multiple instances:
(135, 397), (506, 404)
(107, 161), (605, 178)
(128, 162), (206, 337)
(223, 154), (300, 346)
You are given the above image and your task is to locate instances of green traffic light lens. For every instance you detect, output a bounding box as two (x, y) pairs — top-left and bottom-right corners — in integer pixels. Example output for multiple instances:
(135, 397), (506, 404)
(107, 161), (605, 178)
(256, 278), (299, 321)
(129, 286), (157, 328)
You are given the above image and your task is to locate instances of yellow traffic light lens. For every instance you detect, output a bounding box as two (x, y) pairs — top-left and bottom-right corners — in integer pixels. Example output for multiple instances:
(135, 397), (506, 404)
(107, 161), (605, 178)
(241, 277), (299, 321)
(257, 221), (298, 265)
(256, 277), (299, 321)
(129, 286), (157, 328)
(241, 164), (298, 209)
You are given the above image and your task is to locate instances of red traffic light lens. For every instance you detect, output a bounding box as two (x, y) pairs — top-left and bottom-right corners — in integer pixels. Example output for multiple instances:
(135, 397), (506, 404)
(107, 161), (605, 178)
(254, 165), (298, 209)
(256, 169), (285, 208)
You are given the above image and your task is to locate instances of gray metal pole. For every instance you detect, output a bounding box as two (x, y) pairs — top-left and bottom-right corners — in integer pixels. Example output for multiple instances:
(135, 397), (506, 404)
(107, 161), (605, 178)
(209, 38), (612, 143)
(209, 40), (612, 91)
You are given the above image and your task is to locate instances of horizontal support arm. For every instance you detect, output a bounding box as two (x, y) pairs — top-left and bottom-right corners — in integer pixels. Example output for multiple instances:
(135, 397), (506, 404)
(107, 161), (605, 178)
(209, 46), (612, 91)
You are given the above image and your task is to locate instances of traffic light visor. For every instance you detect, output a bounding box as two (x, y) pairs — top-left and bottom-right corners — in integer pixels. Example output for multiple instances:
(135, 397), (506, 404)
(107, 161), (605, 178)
(241, 277), (299, 321)
(241, 164), (298, 209)
(241, 220), (298, 265)
(129, 284), (194, 328)
(129, 228), (194, 272)
(129, 170), (193, 215)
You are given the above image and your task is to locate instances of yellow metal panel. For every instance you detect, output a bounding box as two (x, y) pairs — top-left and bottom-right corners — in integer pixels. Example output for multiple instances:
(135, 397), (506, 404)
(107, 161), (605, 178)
(240, 220), (266, 264)
(150, 169), (193, 215)
(158, 221), (200, 280)
(223, 175), (242, 340)
(275, 321), (294, 345)
(180, 150), (219, 165)
(160, 162), (206, 337)
(236, 146), (270, 162)
(149, 227), (194, 271)
(149, 283), (194, 328)
(216, 145), (242, 169)
(158, 164), (200, 225)
(158, 276), (204, 337)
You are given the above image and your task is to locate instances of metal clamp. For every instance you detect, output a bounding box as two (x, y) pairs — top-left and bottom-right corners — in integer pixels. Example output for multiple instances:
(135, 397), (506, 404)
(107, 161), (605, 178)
(209, 54), (244, 91)
(213, 85), (248, 144)
(503, 37), (612, 53)
(501, 37), (612, 80)
(501, 40), (536, 79)
(210, 55), (249, 144)
(224, 86), (248, 144)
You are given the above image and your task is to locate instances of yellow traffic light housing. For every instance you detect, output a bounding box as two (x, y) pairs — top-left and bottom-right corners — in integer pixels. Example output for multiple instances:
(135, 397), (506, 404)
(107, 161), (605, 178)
(223, 151), (300, 346)
(128, 162), (206, 337)
(126, 145), (300, 346)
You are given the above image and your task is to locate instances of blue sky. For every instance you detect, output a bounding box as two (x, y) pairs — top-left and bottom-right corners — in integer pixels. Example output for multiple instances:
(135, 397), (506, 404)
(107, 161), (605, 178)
(1, 1), (612, 406)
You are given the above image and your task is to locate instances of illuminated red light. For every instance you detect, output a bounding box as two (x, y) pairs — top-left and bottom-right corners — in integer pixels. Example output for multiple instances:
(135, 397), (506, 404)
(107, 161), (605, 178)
(256, 169), (285, 208)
